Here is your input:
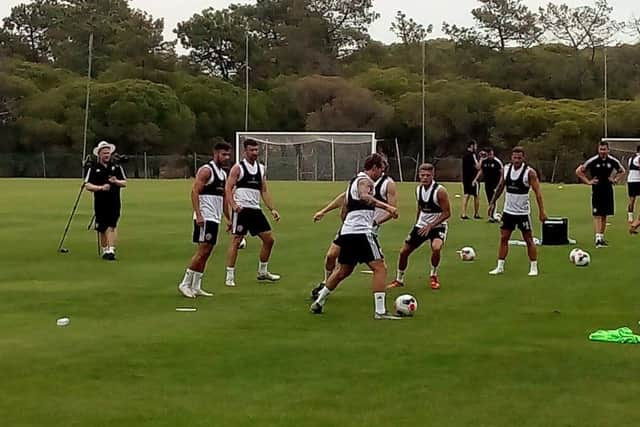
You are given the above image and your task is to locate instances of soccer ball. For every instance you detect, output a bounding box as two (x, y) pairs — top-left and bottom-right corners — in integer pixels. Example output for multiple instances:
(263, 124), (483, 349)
(573, 250), (591, 267)
(569, 248), (581, 263)
(239, 237), (247, 249)
(493, 212), (502, 222)
(394, 294), (418, 317)
(458, 247), (476, 261)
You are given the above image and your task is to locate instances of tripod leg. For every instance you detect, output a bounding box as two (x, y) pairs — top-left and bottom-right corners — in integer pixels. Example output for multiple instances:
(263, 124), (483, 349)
(57, 183), (85, 252)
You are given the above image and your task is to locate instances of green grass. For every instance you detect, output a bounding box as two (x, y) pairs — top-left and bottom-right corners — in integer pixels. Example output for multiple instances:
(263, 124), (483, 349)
(1, 178), (640, 427)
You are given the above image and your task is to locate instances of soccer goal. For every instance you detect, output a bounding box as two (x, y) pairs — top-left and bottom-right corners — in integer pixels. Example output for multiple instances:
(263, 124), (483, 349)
(601, 138), (640, 168)
(235, 132), (377, 181)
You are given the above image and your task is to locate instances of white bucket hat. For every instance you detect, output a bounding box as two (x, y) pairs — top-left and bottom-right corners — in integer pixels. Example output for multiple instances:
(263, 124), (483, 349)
(93, 141), (116, 156)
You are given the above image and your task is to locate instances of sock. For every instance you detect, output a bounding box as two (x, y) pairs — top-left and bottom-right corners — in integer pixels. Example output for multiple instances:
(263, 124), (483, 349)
(316, 286), (332, 306)
(102, 246), (108, 255)
(396, 269), (406, 283)
(108, 246), (115, 254)
(192, 271), (203, 290)
(181, 269), (195, 287)
(374, 292), (386, 314)
(258, 262), (268, 275)
(530, 261), (538, 272)
(595, 233), (604, 242)
(496, 259), (505, 270)
(225, 267), (235, 281)
(430, 265), (439, 277)
(324, 269), (333, 283)
(629, 212), (635, 222)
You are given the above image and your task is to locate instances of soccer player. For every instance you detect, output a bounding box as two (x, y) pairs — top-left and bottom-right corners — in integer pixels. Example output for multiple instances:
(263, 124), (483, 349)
(626, 146), (640, 224)
(311, 159), (397, 298)
(177, 142), (232, 298)
(461, 140), (481, 219)
(387, 163), (451, 290)
(473, 148), (503, 221)
(309, 153), (399, 319)
(576, 141), (625, 247)
(224, 139), (281, 287)
(84, 141), (127, 260)
(488, 147), (547, 276)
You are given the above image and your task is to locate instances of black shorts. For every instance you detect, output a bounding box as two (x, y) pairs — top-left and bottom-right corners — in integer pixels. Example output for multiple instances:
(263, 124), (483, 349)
(336, 234), (383, 266)
(94, 206), (120, 233)
(332, 229), (341, 246)
(232, 208), (271, 236)
(628, 182), (640, 197)
(592, 187), (614, 217)
(193, 220), (219, 245)
(500, 212), (532, 232)
(405, 225), (448, 248)
(463, 180), (479, 196)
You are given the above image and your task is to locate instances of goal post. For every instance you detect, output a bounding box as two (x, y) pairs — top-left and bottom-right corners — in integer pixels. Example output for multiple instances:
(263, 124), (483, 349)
(235, 132), (377, 181)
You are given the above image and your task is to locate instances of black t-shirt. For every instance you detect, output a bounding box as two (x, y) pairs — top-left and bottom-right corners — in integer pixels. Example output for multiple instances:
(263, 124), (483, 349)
(85, 161), (126, 207)
(583, 155), (623, 189)
(462, 151), (478, 181)
(481, 157), (503, 183)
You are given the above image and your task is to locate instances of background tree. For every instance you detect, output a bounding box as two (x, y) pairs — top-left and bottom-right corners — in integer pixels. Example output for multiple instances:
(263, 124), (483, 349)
(390, 11), (432, 45)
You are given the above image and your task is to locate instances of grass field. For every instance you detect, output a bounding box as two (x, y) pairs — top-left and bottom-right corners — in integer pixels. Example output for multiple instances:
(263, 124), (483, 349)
(1, 178), (640, 427)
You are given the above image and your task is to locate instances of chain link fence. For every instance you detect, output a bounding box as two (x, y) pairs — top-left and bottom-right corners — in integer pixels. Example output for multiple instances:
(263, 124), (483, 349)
(0, 151), (587, 183)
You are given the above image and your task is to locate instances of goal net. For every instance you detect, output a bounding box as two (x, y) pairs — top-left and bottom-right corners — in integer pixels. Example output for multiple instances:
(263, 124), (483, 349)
(602, 138), (640, 171)
(235, 132), (377, 181)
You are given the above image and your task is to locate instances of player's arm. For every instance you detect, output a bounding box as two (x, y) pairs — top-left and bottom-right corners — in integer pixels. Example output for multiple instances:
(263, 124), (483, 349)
(313, 192), (346, 222)
(576, 163), (596, 185)
(260, 171), (280, 221)
(225, 164), (241, 213)
(357, 178), (398, 218)
(472, 167), (483, 185)
(108, 166), (127, 188)
(84, 168), (109, 193)
(611, 159), (626, 184)
(529, 169), (548, 223)
(487, 174), (505, 215)
(191, 167), (211, 226)
(375, 180), (398, 226)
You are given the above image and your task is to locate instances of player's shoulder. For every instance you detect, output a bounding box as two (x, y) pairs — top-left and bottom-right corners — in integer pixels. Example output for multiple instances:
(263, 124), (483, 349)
(583, 155), (599, 166)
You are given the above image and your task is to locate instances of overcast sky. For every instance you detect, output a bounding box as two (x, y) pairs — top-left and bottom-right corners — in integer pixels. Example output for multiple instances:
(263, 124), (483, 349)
(2, 0), (639, 45)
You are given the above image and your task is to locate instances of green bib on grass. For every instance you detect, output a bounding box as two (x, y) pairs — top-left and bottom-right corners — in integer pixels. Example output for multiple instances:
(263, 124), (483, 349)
(589, 327), (640, 344)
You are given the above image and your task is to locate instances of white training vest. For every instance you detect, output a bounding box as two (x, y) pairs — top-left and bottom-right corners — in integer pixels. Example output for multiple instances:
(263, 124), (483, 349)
(503, 163), (531, 215)
(627, 155), (640, 183)
(340, 172), (375, 235)
(234, 159), (265, 209)
(373, 175), (391, 224)
(415, 182), (447, 228)
(195, 162), (227, 223)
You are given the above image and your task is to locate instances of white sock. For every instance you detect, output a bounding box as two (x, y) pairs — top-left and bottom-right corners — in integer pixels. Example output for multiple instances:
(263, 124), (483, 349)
(181, 269), (195, 287)
(316, 286), (332, 306)
(225, 267), (235, 281)
(374, 292), (386, 314)
(396, 269), (405, 283)
(102, 247), (108, 255)
(530, 261), (538, 272)
(258, 262), (268, 275)
(430, 265), (439, 276)
(324, 269), (333, 283)
(108, 246), (115, 254)
(629, 212), (635, 222)
(595, 233), (604, 242)
(496, 259), (505, 270)
(192, 271), (203, 290)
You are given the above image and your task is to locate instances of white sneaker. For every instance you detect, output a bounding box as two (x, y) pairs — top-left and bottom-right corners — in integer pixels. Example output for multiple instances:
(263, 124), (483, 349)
(224, 279), (236, 287)
(178, 284), (195, 298)
(257, 272), (281, 282)
(528, 269), (539, 277)
(193, 288), (214, 297)
(489, 267), (504, 275)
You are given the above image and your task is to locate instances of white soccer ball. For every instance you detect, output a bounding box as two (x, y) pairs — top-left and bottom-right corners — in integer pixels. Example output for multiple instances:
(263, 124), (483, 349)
(569, 248), (581, 263)
(394, 294), (418, 317)
(459, 247), (476, 261)
(573, 250), (591, 267)
(239, 237), (247, 249)
(493, 212), (502, 222)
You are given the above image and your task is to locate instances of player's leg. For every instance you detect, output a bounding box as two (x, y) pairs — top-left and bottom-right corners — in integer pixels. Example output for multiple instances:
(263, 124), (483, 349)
(429, 235), (445, 289)
(628, 195), (636, 223)
(630, 217), (640, 234)
(311, 242), (341, 300)
(225, 231), (245, 287)
(595, 215), (607, 247)
(490, 216), (514, 274)
(388, 229), (422, 288)
(521, 221), (538, 276)
(486, 183), (497, 221)
(256, 230), (279, 281)
(310, 262), (355, 314)
(473, 185), (481, 219)
(461, 193), (470, 219)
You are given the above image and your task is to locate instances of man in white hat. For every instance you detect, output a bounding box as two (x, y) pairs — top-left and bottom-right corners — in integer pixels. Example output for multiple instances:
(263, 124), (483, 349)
(84, 141), (127, 260)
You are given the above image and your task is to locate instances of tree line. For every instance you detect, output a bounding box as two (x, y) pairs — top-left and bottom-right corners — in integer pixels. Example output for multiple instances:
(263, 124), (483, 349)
(2, 0), (640, 170)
